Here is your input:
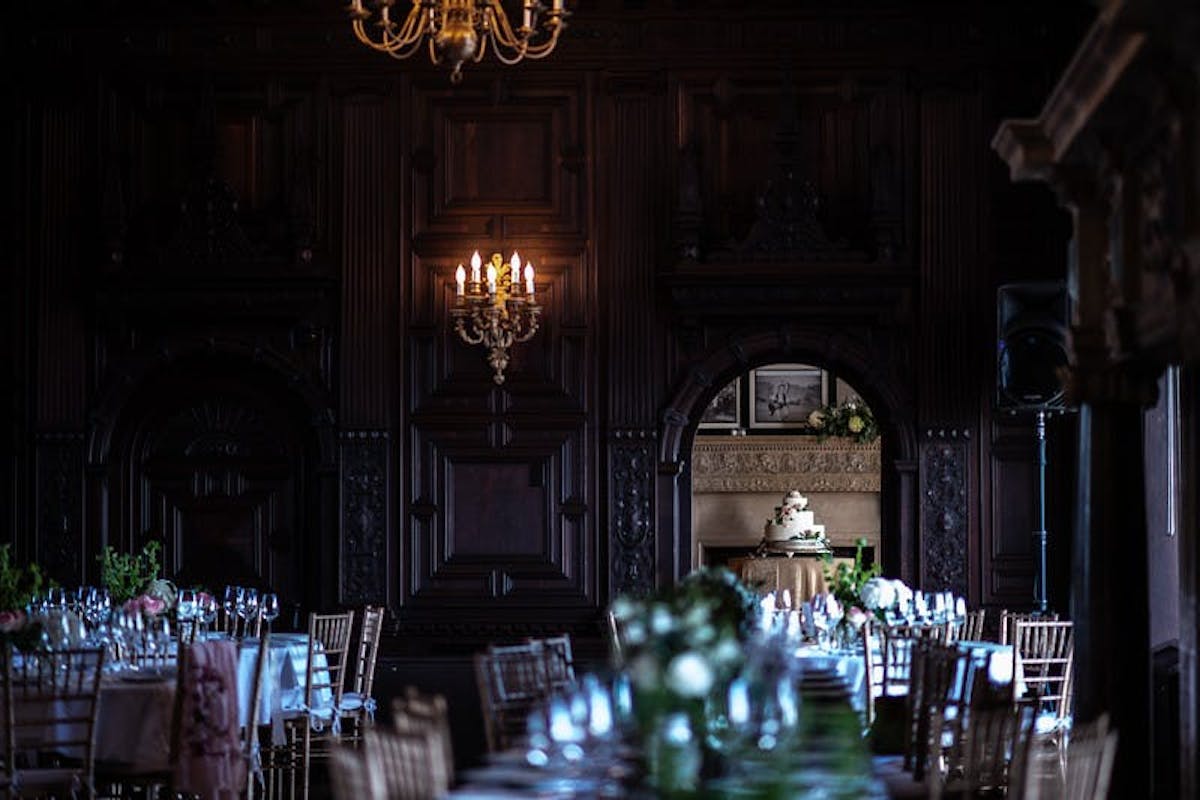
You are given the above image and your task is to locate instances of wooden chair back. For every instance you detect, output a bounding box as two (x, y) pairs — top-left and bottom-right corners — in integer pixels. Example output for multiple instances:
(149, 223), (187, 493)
(999, 610), (1059, 645)
(1011, 619), (1073, 722)
(937, 703), (1033, 798)
(1, 647), (106, 797)
(329, 745), (374, 800)
(474, 641), (552, 752)
(532, 633), (575, 691)
(907, 641), (969, 782)
(946, 608), (987, 644)
(243, 627), (272, 798)
(392, 689), (454, 790)
(363, 727), (448, 800)
(305, 609), (356, 713)
(349, 606), (386, 699)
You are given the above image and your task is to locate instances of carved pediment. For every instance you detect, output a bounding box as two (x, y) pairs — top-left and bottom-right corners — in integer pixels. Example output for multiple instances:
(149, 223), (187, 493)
(692, 435), (880, 493)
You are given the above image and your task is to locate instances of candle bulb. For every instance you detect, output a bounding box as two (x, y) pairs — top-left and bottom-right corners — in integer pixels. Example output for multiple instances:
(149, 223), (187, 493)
(523, 1), (532, 29)
(525, 263), (535, 297)
(510, 253), (522, 290)
(455, 264), (465, 296)
(470, 251), (482, 284)
(486, 263), (497, 294)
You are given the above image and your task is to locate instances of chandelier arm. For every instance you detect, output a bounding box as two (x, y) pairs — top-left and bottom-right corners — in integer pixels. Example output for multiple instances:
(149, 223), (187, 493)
(483, 1), (525, 50)
(515, 34), (564, 60)
(473, 29), (490, 64)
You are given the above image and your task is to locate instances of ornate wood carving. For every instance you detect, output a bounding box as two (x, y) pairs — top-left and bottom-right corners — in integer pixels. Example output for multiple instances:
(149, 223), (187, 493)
(340, 431), (389, 606)
(692, 436), (881, 493)
(610, 431), (656, 597)
(920, 429), (970, 598)
(34, 434), (84, 584)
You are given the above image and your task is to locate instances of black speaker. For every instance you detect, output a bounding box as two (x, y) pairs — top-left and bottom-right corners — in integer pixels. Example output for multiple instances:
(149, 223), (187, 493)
(997, 281), (1070, 409)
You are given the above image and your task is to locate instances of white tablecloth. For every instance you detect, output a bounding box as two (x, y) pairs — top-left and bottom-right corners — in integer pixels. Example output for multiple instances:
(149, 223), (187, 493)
(92, 634), (330, 769)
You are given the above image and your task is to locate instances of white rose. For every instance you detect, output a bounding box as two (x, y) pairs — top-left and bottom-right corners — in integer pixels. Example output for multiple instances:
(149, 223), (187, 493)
(860, 577), (896, 611)
(891, 580), (913, 607)
(666, 652), (715, 698)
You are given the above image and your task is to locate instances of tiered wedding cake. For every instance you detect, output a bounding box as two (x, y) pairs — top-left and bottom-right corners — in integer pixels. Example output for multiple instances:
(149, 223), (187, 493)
(763, 490), (829, 551)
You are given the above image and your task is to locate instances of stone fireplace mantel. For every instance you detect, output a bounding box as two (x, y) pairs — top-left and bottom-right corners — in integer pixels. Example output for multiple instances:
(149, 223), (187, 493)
(692, 436), (881, 493)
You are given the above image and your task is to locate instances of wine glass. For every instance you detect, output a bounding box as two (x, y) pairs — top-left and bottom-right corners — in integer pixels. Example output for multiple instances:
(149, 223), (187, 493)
(261, 593), (280, 630)
(199, 593), (218, 640)
(222, 586), (238, 632)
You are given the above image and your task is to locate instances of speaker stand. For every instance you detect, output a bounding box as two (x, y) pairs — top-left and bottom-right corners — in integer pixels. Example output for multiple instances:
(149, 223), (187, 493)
(1033, 409), (1049, 615)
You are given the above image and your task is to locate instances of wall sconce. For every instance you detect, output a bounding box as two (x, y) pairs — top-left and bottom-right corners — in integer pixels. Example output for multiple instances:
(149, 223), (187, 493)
(452, 251), (541, 384)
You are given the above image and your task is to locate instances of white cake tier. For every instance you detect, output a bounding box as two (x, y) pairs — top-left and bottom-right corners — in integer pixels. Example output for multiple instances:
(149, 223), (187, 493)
(764, 521), (827, 542)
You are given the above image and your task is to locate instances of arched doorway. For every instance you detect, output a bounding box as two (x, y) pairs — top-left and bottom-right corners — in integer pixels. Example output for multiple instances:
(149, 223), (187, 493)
(689, 363), (883, 572)
(658, 327), (918, 586)
(86, 348), (336, 614)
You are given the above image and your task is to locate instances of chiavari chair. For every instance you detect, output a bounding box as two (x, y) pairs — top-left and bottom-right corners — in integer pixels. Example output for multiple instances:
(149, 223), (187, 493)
(933, 703), (1034, 799)
(328, 745), (372, 800)
(474, 640), (552, 752)
(284, 609), (356, 800)
(1010, 712), (1116, 800)
(364, 727), (448, 800)
(392, 688), (454, 787)
(242, 626), (271, 800)
(2, 647), (106, 799)
(1010, 619), (1074, 727)
(340, 605), (386, 747)
(908, 640), (971, 783)
(999, 610), (1058, 646)
(532, 633), (576, 692)
(945, 609), (986, 645)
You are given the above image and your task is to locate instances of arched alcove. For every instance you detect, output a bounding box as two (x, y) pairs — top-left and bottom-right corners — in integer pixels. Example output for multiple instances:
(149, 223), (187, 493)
(85, 343), (337, 612)
(658, 326), (918, 586)
(689, 363), (883, 569)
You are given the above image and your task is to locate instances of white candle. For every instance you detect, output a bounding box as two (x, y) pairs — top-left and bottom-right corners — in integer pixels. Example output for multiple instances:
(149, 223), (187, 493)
(455, 265), (465, 296)
(552, 0), (563, 12)
(524, 264), (535, 297)
(470, 251), (482, 284)
(486, 263), (497, 294)
(510, 252), (522, 289)
(523, 1), (532, 28)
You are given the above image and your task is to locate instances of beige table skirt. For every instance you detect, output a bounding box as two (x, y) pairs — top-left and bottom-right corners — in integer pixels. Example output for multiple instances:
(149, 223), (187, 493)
(730, 555), (831, 603)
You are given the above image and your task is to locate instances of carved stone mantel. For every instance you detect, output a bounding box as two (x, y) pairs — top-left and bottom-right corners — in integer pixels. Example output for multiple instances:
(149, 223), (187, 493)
(692, 436), (881, 493)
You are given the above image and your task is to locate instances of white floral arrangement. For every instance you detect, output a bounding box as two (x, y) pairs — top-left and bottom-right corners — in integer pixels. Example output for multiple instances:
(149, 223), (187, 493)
(857, 576), (914, 622)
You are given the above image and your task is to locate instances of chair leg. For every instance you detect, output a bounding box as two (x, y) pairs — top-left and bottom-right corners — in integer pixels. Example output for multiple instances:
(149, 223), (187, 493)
(301, 725), (311, 800)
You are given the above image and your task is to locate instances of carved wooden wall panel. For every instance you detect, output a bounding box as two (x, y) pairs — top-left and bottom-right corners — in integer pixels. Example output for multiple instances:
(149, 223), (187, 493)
(920, 429), (970, 597)
(34, 435), (84, 585)
(673, 72), (912, 262)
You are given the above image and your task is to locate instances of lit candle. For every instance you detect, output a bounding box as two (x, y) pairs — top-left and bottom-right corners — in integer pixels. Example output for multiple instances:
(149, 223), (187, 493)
(455, 264), (465, 296)
(523, 1), (532, 28)
(486, 263), (497, 294)
(470, 251), (482, 284)
(510, 252), (522, 290)
(350, 0), (363, 13)
(552, 0), (563, 12)
(524, 263), (535, 297)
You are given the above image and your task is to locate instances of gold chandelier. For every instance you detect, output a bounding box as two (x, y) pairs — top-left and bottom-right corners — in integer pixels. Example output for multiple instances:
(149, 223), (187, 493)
(348, 0), (569, 84)
(452, 251), (541, 384)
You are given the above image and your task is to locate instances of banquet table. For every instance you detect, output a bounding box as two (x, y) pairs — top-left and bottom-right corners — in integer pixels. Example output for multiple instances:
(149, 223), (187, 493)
(91, 633), (329, 770)
(729, 555), (829, 602)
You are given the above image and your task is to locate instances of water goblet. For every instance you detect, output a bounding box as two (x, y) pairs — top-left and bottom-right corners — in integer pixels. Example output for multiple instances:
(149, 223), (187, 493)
(261, 593), (280, 630)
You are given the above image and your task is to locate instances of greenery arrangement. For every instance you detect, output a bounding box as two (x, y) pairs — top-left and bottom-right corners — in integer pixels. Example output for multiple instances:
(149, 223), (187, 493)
(822, 537), (881, 616)
(0, 544), (45, 613)
(98, 540), (164, 604)
(0, 545), (46, 650)
(806, 399), (879, 444)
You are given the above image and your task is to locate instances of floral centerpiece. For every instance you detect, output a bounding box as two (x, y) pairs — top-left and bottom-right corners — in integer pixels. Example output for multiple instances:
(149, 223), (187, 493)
(822, 538), (880, 646)
(806, 399), (879, 444)
(99, 541), (176, 615)
(0, 544), (46, 650)
(609, 567), (759, 793)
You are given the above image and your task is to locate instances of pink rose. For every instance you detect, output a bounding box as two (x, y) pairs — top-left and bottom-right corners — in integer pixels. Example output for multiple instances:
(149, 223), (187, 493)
(847, 607), (868, 630)
(124, 594), (166, 616)
(0, 609), (26, 633)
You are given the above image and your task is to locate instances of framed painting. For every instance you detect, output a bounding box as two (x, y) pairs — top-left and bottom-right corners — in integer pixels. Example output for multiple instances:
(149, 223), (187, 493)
(750, 365), (827, 428)
(699, 378), (741, 429)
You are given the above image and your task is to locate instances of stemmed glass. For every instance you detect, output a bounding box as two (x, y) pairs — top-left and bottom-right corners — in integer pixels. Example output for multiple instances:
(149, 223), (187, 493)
(261, 593), (280, 632)
(199, 593), (218, 640)
(222, 586), (239, 633)
(237, 588), (259, 636)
